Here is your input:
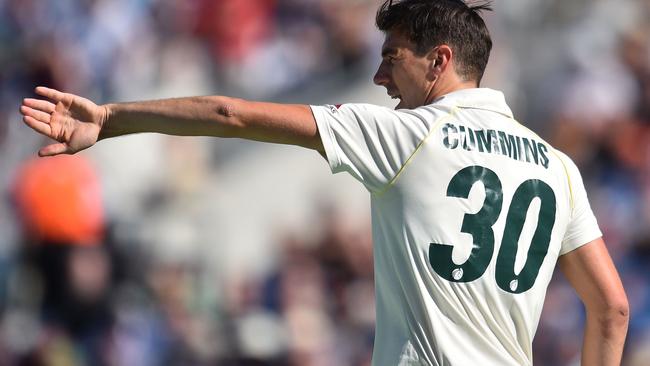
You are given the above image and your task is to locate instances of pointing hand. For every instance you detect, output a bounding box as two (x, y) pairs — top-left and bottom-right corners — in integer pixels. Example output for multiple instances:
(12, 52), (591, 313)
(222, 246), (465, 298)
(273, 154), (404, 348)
(20, 86), (108, 156)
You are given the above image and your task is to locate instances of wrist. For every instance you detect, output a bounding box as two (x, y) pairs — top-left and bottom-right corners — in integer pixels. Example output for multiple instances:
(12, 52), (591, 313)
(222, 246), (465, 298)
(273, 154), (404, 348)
(98, 103), (114, 140)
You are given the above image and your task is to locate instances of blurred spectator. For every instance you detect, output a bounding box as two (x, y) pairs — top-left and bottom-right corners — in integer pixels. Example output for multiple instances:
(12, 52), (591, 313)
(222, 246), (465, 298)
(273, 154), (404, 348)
(6, 156), (112, 365)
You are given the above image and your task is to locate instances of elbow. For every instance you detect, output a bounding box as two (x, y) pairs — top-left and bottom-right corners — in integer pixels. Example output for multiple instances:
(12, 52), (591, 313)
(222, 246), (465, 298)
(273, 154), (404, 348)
(590, 297), (630, 336)
(606, 301), (630, 326)
(210, 96), (245, 137)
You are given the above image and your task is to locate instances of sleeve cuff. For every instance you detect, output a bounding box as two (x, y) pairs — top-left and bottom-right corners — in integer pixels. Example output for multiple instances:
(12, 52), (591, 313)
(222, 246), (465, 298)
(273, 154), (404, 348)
(560, 229), (603, 255)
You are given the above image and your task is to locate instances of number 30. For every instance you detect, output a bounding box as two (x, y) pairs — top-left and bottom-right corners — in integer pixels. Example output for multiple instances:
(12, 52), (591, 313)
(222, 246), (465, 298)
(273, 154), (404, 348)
(429, 165), (556, 294)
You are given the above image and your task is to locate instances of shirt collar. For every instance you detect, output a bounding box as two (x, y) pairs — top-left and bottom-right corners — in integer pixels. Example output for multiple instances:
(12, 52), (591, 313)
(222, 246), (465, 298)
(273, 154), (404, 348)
(431, 88), (514, 119)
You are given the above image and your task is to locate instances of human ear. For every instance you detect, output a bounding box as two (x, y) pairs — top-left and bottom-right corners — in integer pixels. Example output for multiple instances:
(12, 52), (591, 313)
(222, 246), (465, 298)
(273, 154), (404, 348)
(428, 45), (452, 79)
(436, 45), (452, 69)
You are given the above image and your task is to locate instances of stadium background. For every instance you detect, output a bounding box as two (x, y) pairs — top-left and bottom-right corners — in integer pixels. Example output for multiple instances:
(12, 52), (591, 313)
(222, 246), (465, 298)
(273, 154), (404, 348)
(1, 0), (649, 364)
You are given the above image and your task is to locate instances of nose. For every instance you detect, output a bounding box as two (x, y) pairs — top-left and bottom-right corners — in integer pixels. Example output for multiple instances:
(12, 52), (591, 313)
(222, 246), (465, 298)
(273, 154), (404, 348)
(373, 61), (389, 86)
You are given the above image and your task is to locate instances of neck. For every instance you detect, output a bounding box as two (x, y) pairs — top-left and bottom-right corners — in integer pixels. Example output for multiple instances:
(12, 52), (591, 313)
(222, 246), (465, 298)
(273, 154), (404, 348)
(424, 74), (477, 104)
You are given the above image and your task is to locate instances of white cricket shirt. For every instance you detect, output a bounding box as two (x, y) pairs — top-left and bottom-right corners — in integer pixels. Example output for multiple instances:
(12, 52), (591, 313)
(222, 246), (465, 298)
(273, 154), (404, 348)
(311, 88), (602, 366)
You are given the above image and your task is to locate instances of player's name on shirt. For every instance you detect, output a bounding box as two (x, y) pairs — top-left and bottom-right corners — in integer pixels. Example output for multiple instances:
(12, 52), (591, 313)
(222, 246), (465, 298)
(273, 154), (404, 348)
(441, 122), (550, 169)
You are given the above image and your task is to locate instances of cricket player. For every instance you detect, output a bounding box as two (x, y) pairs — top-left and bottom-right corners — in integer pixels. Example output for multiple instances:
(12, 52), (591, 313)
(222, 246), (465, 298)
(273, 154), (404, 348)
(19, 0), (628, 365)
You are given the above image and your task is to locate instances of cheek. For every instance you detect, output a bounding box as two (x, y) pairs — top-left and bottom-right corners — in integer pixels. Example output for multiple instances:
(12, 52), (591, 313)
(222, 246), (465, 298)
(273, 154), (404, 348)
(406, 65), (431, 89)
(394, 68), (422, 92)
(392, 67), (411, 84)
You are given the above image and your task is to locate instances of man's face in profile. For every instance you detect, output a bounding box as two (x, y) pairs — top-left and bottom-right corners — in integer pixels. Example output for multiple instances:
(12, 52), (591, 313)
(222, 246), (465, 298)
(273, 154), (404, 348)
(373, 30), (436, 109)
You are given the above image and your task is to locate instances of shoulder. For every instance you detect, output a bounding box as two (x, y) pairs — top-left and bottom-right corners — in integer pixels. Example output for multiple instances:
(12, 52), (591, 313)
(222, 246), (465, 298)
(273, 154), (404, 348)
(549, 148), (583, 180)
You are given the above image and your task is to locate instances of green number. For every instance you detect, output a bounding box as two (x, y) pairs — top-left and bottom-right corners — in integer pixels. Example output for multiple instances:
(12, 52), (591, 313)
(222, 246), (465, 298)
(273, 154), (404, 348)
(496, 179), (556, 293)
(429, 167), (557, 293)
(429, 166), (503, 282)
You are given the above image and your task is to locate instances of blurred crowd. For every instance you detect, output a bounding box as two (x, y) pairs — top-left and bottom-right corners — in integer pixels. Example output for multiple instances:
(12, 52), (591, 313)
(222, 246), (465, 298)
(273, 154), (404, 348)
(1, 0), (650, 365)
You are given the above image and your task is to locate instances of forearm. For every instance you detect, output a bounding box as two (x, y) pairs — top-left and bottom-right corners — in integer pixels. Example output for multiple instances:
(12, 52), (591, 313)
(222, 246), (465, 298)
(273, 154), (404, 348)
(558, 240), (629, 366)
(98, 96), (321, 149)
(99, 96), (241, 139)
(581, 309), (629, 365)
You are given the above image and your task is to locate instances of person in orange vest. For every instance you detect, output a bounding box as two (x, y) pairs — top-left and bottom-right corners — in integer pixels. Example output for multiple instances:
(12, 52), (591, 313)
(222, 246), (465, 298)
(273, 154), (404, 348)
(12, 155), (114, 365)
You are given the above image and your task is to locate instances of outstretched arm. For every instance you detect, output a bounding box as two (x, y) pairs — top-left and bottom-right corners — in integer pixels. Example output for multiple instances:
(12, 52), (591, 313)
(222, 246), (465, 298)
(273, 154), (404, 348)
(558, 238), (629, 366)
(20, 86), (324, 156)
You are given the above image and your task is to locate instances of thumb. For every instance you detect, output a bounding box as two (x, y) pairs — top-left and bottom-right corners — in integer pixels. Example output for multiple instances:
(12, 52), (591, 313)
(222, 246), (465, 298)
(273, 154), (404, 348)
(39, 143), (70, 157)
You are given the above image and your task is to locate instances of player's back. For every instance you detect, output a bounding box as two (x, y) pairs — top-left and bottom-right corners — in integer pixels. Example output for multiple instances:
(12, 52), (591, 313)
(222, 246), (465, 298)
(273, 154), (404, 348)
(311, 88), (601, 365)
(369, 90), (596, 366)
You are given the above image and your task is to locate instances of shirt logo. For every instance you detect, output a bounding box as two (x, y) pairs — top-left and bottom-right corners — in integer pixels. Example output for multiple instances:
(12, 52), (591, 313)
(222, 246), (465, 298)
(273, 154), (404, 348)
(329, 104), (343, 114)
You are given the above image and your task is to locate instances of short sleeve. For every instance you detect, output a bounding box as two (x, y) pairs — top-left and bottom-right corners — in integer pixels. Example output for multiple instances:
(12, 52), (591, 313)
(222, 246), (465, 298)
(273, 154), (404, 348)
(559, 153), (602, 255)
(311, 103), (435, 193)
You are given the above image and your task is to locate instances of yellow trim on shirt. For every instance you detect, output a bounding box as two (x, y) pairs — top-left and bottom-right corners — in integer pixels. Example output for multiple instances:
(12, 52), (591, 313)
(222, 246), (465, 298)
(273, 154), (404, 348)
(376, 106), (462, 196)
(550, 149), (575, 211)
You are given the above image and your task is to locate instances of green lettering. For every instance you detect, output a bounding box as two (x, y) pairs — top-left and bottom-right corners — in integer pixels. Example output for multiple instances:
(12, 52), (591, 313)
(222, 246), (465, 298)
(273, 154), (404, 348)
(463, 126), (477, 151)
(489, 130), (500, 155)
(522, 138), (539, 164)
(538, 143), (549, 169)
(498, 132), (518, 160)
(442, 123), (459, 149)
(476, 129), (492, 153)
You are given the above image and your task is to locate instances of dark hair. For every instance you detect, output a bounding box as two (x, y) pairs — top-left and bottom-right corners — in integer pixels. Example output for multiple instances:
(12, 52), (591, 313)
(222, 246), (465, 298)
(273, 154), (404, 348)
(376, 0), (493, 84)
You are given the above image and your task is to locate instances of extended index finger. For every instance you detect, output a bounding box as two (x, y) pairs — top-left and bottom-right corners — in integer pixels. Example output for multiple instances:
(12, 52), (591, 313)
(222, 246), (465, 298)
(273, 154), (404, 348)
(35, 86), (65, 103)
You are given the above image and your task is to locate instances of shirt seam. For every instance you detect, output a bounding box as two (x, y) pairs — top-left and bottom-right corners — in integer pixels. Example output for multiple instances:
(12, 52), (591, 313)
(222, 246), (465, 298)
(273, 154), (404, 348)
(374, 106), (461, 197)
(550, 149), (575, 212)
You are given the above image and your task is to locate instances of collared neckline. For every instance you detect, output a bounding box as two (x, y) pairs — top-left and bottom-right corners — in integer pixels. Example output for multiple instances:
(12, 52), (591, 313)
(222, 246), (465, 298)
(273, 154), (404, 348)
(430, 88), (514, 119)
